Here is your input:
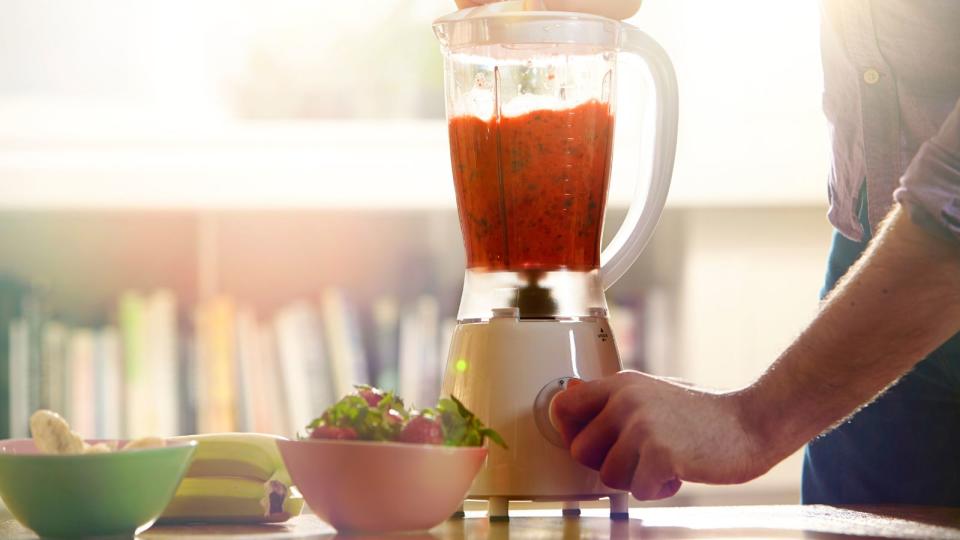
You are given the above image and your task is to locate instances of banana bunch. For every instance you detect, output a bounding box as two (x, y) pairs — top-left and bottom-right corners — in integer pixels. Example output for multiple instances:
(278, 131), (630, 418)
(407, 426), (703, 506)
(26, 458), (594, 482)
(159, 433), (304, 523)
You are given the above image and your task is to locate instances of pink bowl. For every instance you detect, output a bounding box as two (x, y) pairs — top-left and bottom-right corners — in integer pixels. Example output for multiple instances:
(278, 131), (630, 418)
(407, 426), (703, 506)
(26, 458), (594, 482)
(277, 439), (486, 533)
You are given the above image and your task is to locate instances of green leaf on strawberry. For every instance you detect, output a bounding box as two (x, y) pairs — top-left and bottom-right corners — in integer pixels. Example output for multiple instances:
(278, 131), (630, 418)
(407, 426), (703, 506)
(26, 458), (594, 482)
(305, 387), (408, 441)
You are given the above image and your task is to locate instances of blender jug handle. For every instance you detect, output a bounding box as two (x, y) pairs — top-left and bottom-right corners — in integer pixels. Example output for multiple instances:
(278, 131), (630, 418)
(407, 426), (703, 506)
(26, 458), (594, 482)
(599, 27), (678, 290)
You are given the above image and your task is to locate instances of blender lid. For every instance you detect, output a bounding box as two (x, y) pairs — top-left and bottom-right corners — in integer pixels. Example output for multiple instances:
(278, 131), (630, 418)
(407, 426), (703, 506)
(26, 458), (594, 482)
(433, 1), (620, 52)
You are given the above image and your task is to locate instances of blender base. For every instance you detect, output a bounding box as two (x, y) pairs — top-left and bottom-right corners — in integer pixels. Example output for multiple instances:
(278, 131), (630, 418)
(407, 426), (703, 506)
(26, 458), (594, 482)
(443, 316), (626, 516)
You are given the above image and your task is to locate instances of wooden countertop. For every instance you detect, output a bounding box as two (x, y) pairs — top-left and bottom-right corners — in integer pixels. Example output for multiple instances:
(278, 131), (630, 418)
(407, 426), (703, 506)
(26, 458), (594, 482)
(2, 505), (959, 539)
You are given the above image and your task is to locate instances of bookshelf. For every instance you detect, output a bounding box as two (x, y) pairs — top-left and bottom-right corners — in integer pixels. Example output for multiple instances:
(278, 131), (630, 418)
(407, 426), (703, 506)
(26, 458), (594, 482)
(0, 203), (832, 504)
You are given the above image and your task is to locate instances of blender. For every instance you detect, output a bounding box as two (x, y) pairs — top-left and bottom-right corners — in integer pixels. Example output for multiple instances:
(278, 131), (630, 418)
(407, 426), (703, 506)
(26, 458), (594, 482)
(434, 1), (677, 519)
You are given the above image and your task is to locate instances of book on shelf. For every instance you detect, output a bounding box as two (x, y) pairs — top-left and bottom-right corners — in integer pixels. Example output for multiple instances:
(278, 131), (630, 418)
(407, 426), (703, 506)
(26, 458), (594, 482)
(178, 326), (198, 436)
(320, 289), (369, 399)
(369, 296), (400, 392)
(241, 312), (291, 435)
(234, 307), (257, 433)
(194, 296), (237, 434)
(67, 329), (95, 438)
(24, 296), (44, 432)
(0, 278), (20, 438)
(398, 295), (441, 409)
(118, 291), (145, 438)
(119, 290), (180, 438)
(273, 300), (329, 436)
(40, 322), (67, 427)
(233, 306), (289, 435)
(94, 327), (122, 439)
(1, 277), (41, 439)
(145, 290), (179, 437)
(8, 318), (29, 439)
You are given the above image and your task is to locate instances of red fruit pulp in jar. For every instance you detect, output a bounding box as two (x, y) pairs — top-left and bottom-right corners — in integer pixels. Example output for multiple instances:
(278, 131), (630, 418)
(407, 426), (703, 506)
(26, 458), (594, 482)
(448, 100), (614, 272)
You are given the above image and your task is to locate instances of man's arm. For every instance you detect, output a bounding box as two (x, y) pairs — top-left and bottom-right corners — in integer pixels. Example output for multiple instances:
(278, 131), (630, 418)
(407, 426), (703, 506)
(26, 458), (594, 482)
(740, 205), (960, 468)
(741, 93), (960, 476)
(552, 205), (960, 500)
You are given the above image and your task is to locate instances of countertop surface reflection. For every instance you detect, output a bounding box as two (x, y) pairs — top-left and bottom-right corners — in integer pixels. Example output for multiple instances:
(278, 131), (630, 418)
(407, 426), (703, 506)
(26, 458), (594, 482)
(2, 505), (959, 539)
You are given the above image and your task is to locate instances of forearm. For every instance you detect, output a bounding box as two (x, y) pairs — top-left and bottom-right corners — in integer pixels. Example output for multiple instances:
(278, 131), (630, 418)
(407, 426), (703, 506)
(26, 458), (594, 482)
(739, 206), (960, 466)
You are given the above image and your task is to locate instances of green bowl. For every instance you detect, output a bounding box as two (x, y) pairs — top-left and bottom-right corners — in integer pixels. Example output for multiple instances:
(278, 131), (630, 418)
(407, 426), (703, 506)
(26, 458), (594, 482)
(0, 439), (196, 538)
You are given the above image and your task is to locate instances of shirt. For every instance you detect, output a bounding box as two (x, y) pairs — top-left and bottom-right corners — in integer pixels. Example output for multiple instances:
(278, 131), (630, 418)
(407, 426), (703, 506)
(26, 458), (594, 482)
(820, 0), (960, 241)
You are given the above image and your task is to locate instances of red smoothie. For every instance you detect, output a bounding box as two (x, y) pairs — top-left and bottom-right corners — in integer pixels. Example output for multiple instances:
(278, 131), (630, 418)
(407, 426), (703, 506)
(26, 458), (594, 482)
(448, 100), (614, 272)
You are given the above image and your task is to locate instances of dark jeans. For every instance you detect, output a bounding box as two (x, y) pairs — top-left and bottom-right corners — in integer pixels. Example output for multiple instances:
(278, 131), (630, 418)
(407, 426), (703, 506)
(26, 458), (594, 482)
(801, 195), (960, 505)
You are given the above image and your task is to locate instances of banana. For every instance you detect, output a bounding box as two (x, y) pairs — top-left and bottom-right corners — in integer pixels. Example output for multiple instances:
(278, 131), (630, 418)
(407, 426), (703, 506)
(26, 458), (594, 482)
(122, 436), (165, 451)
(170, 433), (291, 484)
(160, 477), (304, 523)
(159, 433), (303, 523)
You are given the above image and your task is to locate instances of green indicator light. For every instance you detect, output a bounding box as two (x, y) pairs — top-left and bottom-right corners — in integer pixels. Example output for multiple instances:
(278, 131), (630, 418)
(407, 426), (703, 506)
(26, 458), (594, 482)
(455, 358), (468, 373)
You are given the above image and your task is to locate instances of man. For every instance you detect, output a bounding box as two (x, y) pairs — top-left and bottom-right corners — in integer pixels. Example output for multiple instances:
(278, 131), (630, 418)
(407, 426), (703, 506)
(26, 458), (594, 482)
(457, 0), (960, 505)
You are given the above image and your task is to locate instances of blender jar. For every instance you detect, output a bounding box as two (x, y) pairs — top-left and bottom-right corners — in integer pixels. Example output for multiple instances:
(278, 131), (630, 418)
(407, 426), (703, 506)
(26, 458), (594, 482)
(435, 3), (677, 320)
(447, 44), (615, 273)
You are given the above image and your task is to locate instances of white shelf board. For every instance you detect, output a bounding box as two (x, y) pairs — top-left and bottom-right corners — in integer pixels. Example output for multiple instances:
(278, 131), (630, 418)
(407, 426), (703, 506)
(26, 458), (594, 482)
(0, 119), (828, 210)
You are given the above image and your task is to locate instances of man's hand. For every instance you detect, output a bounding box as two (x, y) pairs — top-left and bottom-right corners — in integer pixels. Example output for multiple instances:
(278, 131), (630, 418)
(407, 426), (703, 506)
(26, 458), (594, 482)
(553, 207), (960, 501)
(551, 371), (772, 500)
(454, 0), (642, 21)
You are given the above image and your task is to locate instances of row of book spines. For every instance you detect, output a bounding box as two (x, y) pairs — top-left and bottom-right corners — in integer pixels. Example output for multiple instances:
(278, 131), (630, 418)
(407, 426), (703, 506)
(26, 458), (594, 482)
(3, 290), (450, 439)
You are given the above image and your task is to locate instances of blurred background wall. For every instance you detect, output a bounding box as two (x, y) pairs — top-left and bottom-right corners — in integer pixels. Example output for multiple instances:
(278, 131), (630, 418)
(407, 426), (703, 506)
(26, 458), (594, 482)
(0, 0), (831, 504)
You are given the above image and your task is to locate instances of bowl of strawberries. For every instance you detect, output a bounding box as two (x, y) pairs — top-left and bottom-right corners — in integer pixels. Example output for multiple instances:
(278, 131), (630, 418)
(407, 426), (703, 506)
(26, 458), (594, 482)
(276, 386), (504, 534)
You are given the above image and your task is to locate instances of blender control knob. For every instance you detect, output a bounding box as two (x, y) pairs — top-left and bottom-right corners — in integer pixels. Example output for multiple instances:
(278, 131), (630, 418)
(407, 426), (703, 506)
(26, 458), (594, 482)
(533, 377), (581, 448)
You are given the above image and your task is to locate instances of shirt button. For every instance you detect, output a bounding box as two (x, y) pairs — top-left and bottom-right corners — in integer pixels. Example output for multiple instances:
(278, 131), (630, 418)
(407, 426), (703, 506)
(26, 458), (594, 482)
(863, 68), (881, 85)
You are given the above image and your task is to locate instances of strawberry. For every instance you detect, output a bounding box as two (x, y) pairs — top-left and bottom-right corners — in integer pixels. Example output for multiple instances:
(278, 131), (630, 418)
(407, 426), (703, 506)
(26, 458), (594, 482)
(397, 414), (443, 445)
(310, 426), (358, 440)
(385, 408), (404, 426)
(357, 387), (383, 407)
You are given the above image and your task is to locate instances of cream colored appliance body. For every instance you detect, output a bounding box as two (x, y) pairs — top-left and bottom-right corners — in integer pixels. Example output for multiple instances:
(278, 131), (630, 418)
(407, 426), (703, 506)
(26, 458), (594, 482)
(442, 313), (629, 516)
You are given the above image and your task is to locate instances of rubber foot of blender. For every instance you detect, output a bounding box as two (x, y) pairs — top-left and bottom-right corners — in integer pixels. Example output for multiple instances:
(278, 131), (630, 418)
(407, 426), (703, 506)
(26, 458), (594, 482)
(451, 503), (465, 519)
(562, 501), (581, 517)
(488, 497), (509, 521)
(609, 493), (629, 520)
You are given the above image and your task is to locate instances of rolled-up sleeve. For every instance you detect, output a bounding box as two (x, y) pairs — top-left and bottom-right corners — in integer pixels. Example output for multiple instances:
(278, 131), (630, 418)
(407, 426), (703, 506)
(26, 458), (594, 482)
(894, 98), (960, 241)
